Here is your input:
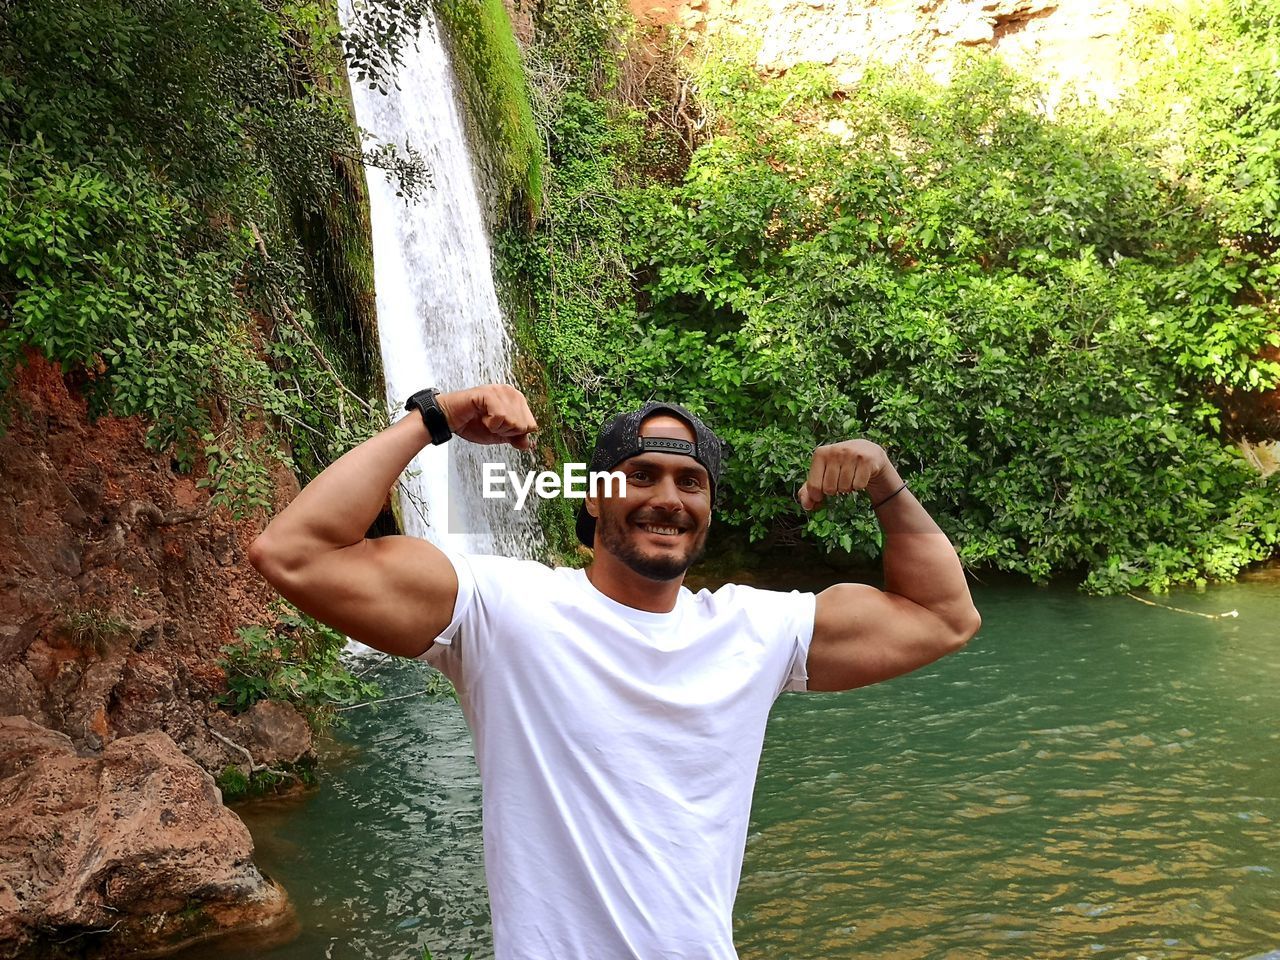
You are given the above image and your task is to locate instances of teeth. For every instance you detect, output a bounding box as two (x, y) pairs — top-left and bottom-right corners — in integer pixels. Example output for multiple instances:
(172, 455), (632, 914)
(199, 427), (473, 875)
(641, 525), (681, 536)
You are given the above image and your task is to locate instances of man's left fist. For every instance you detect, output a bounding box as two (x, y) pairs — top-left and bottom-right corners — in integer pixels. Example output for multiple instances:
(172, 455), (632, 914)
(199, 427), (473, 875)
(797, 440), (892, 511)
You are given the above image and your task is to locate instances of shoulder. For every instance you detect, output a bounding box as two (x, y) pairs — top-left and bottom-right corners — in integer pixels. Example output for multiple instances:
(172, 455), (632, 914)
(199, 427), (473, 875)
(449, 552), (570, 598)
(433, 553), (565, 643)
(454, 552), (557, 577)
(694, 580), (816, 626)
(698, 579), (807, 603)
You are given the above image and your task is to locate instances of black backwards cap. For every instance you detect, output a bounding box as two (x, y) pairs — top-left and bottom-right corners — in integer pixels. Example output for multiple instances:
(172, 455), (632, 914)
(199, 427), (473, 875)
(576, 401), (724, 548)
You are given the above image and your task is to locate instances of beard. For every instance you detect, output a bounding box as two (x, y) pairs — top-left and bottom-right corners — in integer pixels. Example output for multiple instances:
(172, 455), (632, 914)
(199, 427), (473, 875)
(596, 509), (709, 581)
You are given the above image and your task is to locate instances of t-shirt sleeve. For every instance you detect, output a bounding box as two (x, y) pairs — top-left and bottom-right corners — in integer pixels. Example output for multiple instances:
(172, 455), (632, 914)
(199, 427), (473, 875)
(427, 550), (478, 649)
(775, 589), (818, 695)
(414, 551), (505, 690)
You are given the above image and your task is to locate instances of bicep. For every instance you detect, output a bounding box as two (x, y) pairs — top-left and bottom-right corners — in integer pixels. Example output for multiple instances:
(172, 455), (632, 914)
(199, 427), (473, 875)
(256, 534), (459, 659)
(807, 583), (968, 692)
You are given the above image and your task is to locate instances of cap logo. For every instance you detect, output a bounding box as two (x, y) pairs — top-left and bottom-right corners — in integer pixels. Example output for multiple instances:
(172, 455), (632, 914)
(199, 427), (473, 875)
(639, 437), (695, 456)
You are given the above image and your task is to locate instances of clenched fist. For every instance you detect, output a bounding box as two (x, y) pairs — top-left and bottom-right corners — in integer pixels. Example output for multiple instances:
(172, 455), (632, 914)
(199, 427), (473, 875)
(796, 439), (897, 511)
(436, 385), (539, 451)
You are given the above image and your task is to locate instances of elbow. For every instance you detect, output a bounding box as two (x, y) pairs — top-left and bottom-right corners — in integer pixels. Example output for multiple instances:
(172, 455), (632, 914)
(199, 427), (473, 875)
(948, 607), (982, 650)
(247, 531), (294, 588)
(247, 531), (272, 576)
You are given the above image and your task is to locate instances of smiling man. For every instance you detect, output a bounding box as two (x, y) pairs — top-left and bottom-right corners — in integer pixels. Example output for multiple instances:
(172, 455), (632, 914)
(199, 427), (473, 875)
(248, 384), (981, 960)
(580, 405), (715, 592)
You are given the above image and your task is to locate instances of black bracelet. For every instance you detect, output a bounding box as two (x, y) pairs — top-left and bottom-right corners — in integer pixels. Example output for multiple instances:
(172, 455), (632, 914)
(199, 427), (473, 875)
(871, 482), (908, 510)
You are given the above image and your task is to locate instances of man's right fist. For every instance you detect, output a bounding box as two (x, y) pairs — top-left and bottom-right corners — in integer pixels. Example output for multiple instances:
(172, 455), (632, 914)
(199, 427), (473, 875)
(436, 385), (538, 451)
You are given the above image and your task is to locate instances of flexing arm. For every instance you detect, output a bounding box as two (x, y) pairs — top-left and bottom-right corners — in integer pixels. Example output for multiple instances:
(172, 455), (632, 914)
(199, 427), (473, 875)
(799, 441), (981, 691)
(247, 385), (537, 657)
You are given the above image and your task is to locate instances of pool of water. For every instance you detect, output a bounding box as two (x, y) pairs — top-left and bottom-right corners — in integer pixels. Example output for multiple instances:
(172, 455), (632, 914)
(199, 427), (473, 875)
(177, 571), (1280, 960)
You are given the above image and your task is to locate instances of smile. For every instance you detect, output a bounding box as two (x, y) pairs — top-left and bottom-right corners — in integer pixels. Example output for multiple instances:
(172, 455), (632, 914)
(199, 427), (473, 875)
(637, 523), (685, 537)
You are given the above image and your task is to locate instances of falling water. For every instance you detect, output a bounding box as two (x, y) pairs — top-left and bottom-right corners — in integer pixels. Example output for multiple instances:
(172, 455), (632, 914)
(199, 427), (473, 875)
(342, 7), (543, 559)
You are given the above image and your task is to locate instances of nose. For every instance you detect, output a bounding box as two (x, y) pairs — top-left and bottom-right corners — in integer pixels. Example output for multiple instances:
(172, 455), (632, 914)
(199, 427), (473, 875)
(648, 474), (684, 513)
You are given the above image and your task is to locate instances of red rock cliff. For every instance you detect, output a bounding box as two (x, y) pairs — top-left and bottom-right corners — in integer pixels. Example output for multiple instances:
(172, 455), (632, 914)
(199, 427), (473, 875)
(0, 353), (309, 956)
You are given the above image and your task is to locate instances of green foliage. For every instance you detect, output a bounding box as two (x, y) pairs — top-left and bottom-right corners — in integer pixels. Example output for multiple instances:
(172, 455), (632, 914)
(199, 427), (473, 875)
(511, 18), (1280, 592)
(500, 0), (643, 434)
(437, 0), (544, 217)
(218, 604), (383, 732)
(343, 0), (432, 94)
(1129, 0), (1280, 252)
(216, 765), (251, 801)
(611, 51), (1280, 593)
(530, 0), (630, 96)
(486, 0), (641, 559)
(500, 91), (642, 442)
(0, 0), (405, 513)
(216, 760), (317, 802)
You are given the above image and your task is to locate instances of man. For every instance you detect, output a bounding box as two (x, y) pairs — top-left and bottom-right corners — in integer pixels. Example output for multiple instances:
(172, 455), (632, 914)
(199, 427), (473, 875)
(248, 383), (981, 959)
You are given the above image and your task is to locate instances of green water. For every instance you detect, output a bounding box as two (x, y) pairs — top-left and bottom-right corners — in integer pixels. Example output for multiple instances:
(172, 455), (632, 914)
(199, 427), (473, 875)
(180, 573), (1280, 960)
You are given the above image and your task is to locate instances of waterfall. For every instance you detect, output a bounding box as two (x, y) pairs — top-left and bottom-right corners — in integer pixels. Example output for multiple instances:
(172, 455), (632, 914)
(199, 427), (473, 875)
(342, 6), (544, 560)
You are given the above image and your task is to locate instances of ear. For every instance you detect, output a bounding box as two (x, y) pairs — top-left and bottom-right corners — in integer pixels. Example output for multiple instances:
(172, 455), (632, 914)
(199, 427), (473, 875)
(585, 492), (599, 518)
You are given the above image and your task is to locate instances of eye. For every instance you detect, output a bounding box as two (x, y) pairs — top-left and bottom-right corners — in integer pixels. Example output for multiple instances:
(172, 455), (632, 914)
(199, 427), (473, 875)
(679, 475), (706, 490)
(628, 469), (652, 483)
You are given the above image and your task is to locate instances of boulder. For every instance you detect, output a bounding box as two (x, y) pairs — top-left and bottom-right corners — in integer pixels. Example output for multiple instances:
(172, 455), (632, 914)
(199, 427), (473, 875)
(244, 700), (312, 767)
(205, 699), (315, 779)
(0, 717), (292, 958)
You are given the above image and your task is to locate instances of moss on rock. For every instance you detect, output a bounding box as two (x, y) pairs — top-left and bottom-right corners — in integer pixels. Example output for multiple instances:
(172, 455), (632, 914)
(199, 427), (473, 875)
(436, 0), (544, 224)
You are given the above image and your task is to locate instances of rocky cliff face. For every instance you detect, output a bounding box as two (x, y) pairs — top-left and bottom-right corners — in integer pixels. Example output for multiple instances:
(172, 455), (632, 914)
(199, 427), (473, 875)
(0, 354), (311, 955)
(0, 354), (308, 768)
(633, 0), (1162, 105)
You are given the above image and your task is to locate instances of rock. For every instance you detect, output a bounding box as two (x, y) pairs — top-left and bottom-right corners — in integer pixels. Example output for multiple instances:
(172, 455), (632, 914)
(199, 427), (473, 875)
(0, 626), (26, 668)
(632, 0), (1153, 105)
(1239, 438), (1279, 478)
(0, 716), (75, 779)
(822, 117), (854, 142)
(0, 664), (43, 732)
(108, 656), (209, 752)
(50, 545), (82, 578)
(205, 700), (315, 779)
(68, 475), (105, 518)
(245, 701), (312, 767)
(209, 530), (236, 567)
(0, 718), (292, 958)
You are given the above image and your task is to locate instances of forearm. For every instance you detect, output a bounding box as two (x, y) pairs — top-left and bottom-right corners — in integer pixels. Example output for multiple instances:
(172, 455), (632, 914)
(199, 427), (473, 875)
(253, 413), (432, 566)
(868, 466), (979, 637)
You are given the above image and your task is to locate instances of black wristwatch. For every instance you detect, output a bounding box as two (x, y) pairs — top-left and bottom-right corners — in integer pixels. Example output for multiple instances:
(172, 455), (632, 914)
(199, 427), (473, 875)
(405, 388), (453, 445)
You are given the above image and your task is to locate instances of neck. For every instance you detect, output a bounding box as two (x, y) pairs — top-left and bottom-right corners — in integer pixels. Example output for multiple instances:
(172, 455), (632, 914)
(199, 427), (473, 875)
(585, 550), (685, 613)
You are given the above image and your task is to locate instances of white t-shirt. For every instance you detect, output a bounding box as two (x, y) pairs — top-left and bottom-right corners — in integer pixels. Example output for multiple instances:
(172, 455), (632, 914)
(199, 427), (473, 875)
(421, 554), (817, 960)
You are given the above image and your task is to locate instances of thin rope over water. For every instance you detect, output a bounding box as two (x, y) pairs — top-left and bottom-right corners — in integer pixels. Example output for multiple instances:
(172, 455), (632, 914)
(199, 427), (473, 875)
(1125, 592), (1239, 619)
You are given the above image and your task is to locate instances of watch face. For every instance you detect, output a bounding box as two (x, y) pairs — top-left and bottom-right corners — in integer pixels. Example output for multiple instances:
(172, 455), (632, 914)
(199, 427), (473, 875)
(407, 388), (438, 411)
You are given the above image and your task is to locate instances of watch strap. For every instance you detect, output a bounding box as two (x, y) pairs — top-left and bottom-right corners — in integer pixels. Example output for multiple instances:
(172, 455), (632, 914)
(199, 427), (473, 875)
(405, 388), (453, 445)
